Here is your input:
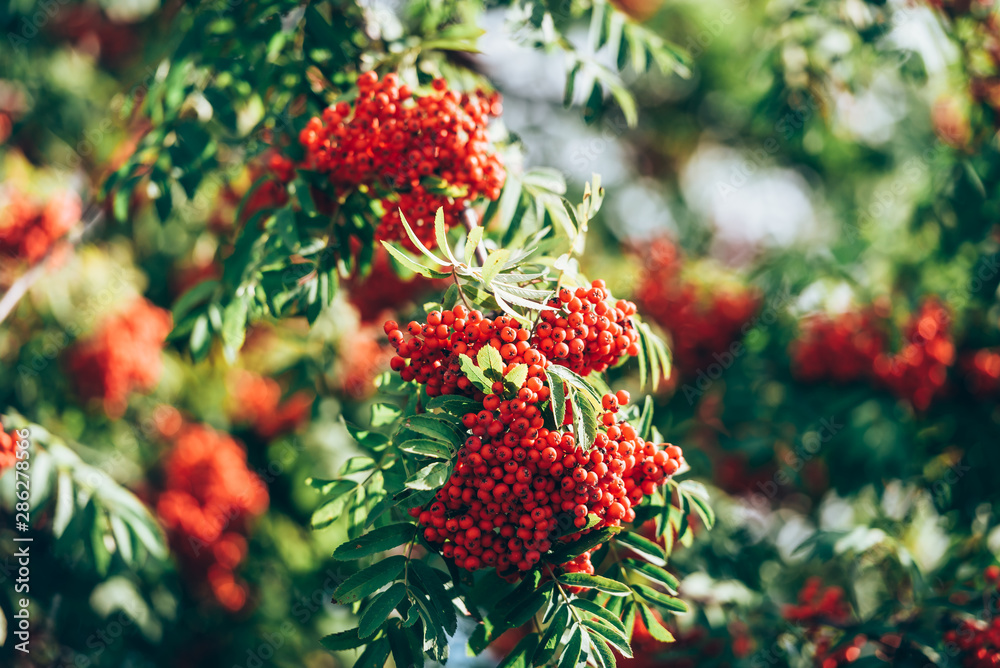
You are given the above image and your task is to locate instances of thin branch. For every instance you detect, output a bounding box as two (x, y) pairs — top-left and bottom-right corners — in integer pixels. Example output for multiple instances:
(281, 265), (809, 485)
(0, 204), (105, 326)
(461, 207), (487, 267)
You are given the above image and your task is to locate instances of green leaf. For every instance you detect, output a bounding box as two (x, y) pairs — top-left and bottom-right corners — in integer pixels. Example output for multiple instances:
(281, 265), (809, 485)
(547, 370), (567, 427)
(340, 456), (377, 476)
(545, 365), (602, 405)
(523, 167), (567, 195)
(387, 623), (423, 668)
(482, 248), (511, 284)
(321, 628), (368, 651)
(534, 605), (570, 665)
(570, 599), (627, 635)
(557, 573), (631, 596)
(623, 559), (679, 593)
(504, 364), (529, 390)
(397, 210), (450, 266)
(189, 314), (211, 361)
(636, 395), (654, 441)
(477, 344), (505, 380)
(498, 633), (540, 668)
(459, 353), (493, 393)
(547, 527), (621, 563)
(359, 582), (407, 638)
(557, 625), (583, 668)
(405, 462), (451, 491)
(333, 523), (418, 561)
(583, 618), (632, 657)
(171, 280), (219, 322)
(571, 387), (598, 451)
(681, 483), (715, 530)
(425, 395), (482, 415)
(408, 561), (458, 635)
(333, 556), (406, 604)
(434, 208), (458, 264)
(637, 602), (675, 643)
(399, 415), (462, 446)
(588, 632), (617, 668)
(397, 439), (453, 459)
(221, 296), (248, 362)
(381, 241), (451, 279)
(616, 531), (666, 566)
(355, 638), (392, 668)
(504, 582), (553, 628)
(633, 584), (688, 614)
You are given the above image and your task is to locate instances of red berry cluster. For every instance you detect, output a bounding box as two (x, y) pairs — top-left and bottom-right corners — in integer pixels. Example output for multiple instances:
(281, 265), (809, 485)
(945, 618), (1000, 668)
(783, 577), (852, 628)
(386, 305), (540, 398)
(791, 311), (885, 383)
(156, 423), (269, 611)
(814, 634), (868, 668)
(0, 421), (17, 474)
(635, 238), (760, 379)
(299, 72), (505, 249)
(534, 281), (640, 376)
(0, 187), (81, 267)
(409, 388), (684, 576)
(228, 370), (313, 440)
(334, 326), (395, 399)
(874, 298), (955, 411)
(68, 298), (172, 418)
(961, 348), (1000, 397)
(792, 298), (957, 411)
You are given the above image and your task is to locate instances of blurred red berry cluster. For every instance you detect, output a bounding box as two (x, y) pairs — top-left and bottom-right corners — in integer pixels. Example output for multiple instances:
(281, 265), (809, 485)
(299, 72), (505, 249)
(792, 298), (958, 410)
(961, 347), (1000, 397)
(783, 577), (852, 627)
(68, 298), (172, 417)
(634, 238), (760, 380)
(228, 370), (313, 440)
(156, 423), (269, 611)
(791, 310), (887, 383)
(333, 327), (394, 399)
(0, 421), (17, 474)
(0, 187), (81, 271)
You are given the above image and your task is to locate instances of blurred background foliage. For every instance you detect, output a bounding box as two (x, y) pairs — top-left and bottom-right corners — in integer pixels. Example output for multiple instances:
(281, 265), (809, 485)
(2, 0), (1000, 666)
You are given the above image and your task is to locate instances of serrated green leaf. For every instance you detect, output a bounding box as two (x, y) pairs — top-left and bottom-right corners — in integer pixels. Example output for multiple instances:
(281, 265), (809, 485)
(397, 439), (453, 459)
(547, 527), (621, 563)
(623, 559), (679, 593)
(465, 225), (483, 265)
(333, 556), (406, 604)
(381, 241), (451, 279)
(633, 584), (688, 614)
(557, 573), (631, 596)
(405, 462), (451, 491)
(408, 561), (458, 635)
(504, 364), (529, 390)
(534, 605), (570, 664)
(482, 249), (511, 284)
(637, 602), (675, 642)
(321, 628), (368, 651)
(498, 632), (540, 668)
(340, 456), (377, 476)
(399, 415), (462, 446)
(558, 625), (583, 668)
(359, 582), (407, 638)
(333, 523), (417, 561)
(547, 370), (567, 427)
(459, 353), (493, 392)
(583, 618), (632, 657)
(616, 531), (666, 566)
(588, 631), (616, 668)
(397, 210), (450, 266)
(571, 599), (627, 635)
(477, 345), (505, 380)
